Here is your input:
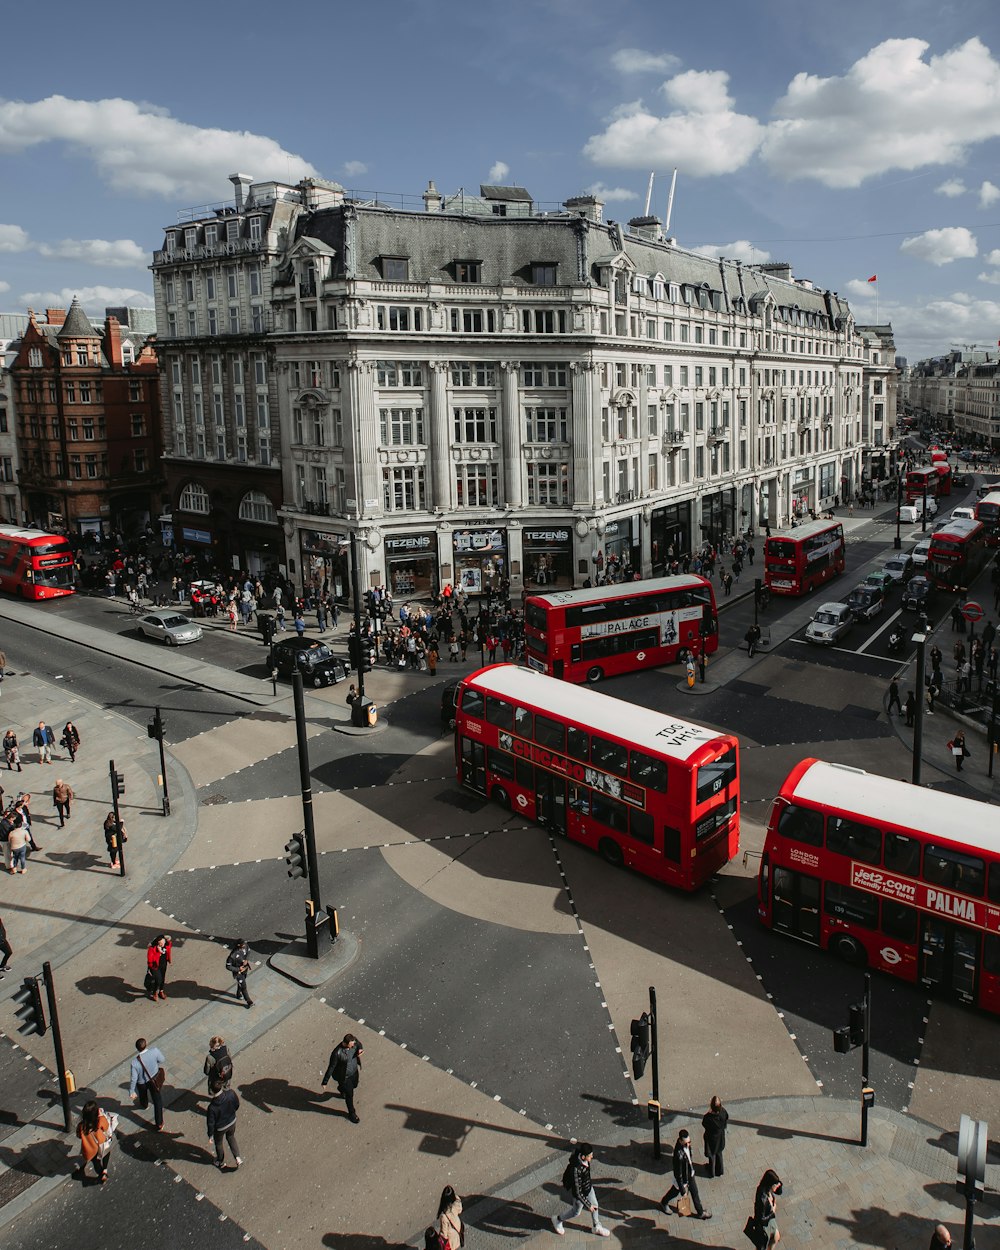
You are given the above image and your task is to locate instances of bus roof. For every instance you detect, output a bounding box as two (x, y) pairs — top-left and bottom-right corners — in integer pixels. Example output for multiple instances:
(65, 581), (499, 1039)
(908, 465), (937, 475)
(526, 573), (710, 610)
(930, 518), (984, 542)
(765, 518), (842, 544)
(464, 664), (730, 762)
(976, 491), (1000, 510)
(785, 760), (1000, 853)
(0, 526), (70, 543)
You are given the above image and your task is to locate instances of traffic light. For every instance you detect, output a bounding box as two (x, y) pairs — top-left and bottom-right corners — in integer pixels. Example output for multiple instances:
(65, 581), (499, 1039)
(112, 768), (126, 799)
(147, 710), (165, 741)
(630, 1012), (651, 1080)
(849, 1001), (866, 1048)
(284, 831), (306, 879)
(13, 976), (47, 1036)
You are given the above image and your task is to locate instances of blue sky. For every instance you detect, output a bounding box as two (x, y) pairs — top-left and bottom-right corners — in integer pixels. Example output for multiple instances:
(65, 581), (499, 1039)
(2, 0), (1000, 361)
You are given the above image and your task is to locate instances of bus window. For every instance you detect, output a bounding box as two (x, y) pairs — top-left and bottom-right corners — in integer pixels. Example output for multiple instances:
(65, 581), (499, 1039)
(924, 845), (985, 897)
(777, 804), (823, 847)
(885, 832), (920, 877)
(824, 881), (879, 928)
(569, 784), (590, 814)
(591, 737), (628, 777)
(988, 863), (1000, 905)
(882, 901), (918, 943)
(487, 747), (516, 780)
(515, 758), (534, 789)
(630, 750), (667, 792)
(696, 748), (737, 804)
(485, 696), (514, 731)
(827, 817), (882, 866)
(535, 715), (566, 751)
(567, 726), (590, 762)
(663, 826), (681, 861)
(515, 705), (533, 738)
(462, 687), (485, 718)
(591, 791), (629, 833)
(630, 808), (654, 845)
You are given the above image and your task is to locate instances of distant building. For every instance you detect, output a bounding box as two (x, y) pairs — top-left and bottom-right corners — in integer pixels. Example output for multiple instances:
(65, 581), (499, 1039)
(152, 175), (893, 593)
(0, 314), (30, 524)
(905, 349), (1000, 448)
(8, 301), (164, 537)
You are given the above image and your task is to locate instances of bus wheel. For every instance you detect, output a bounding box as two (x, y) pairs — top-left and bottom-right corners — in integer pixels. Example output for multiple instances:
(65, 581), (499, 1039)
(599, 838), (624, 868)
(586, 666), (604, 684)
(832, 935), (867, 967)
(492, 786), (511, 810)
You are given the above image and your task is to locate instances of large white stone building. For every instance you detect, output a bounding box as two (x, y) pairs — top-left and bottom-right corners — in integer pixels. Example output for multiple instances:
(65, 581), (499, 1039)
(152, 176), (890, 599)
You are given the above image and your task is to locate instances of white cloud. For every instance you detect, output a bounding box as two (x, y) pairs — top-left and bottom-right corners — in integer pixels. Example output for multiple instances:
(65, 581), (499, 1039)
(488, 160), (510, 182)
(0, 280), (9, 293)
(688, 240), (771, 264)
(0, 96), (318, 199)
(36, 237), (147, 268)
(761, 37), (1000, 188)
(584, 182), (638, 203)
(342, 160), (367, 177)
(893, 290), (1000, 356)
(977, 270), (1000, 285)
(935, 179), (967, 197)
(900, 226), (978, 265)
(19, 285), (153, 313)
(611, 49), (680, 75)
(979, 179), (1000, 207)
(583, 71), (763, 176)
(984, 249), (1000, 265)
(0, 223), (30, 252)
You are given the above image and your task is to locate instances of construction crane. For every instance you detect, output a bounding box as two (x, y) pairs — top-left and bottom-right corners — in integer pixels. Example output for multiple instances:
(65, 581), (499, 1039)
(950, 343), (992, 353)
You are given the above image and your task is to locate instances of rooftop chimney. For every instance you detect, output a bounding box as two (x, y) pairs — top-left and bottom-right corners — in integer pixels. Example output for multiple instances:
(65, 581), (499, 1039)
(45, 308), (66, 326)
(564, 194), (603, 224)
(229, 173), (253, 210)
(627, 214), (662, 241)
(423, 180), (442, 213)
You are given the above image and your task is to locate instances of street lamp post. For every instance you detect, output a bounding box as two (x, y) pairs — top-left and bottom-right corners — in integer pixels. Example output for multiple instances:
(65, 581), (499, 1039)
(912, 631), (927, 786)
(894, 471), (902, 550)
(922, 482), (928, 536)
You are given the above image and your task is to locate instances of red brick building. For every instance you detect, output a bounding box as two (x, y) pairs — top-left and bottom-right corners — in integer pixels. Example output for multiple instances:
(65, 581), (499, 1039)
(10, 301), (165, 538)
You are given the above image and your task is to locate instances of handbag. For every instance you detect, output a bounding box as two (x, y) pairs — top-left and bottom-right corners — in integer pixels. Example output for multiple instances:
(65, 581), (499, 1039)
(744, 1216), (765, 1247)
(676, 1192), (694, 1217)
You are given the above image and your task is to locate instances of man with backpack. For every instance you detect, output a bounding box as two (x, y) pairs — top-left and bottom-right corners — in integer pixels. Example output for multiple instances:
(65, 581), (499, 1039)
(226, 939), (253, 1008)
(551, 1142), (611, 1237)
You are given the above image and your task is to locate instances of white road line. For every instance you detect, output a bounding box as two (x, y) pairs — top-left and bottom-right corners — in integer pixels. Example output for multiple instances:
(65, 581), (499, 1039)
(857, 606), (903, 654)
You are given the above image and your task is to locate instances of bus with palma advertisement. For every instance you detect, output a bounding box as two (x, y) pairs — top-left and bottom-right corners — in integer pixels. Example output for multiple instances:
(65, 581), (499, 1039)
(454, 664), (739, 890)
(975, 490), (1000, 547)
(763, 518), (846, 596)
(0, 526), (75, 600)
(523, 575), (718, 684)
(758, 758), (1000, 1012)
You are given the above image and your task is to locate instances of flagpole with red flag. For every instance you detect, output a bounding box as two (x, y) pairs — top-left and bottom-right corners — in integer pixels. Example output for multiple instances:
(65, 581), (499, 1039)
(867, 274), (878, 323)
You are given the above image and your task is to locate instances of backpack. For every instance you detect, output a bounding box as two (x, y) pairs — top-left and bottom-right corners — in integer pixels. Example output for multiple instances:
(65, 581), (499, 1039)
(562, 1158), (576, 1192)
(213, 1054), (233, 1087)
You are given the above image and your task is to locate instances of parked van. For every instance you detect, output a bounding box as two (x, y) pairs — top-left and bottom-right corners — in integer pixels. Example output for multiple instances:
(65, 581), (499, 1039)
(899, 498), (938, 524)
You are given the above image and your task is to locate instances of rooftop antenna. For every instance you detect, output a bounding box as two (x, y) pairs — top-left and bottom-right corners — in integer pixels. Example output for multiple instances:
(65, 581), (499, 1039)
(664, 168), (678, 236)
(643, 171), (655, 217)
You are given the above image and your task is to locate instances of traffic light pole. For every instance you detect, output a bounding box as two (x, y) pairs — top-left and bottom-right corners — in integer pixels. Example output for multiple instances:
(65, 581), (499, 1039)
(292, 670), (322, 959)
(350, 532), (365, 703)
(860, 972), (872, 1148)
(109, 759), (126, 877)
(43, 962), (71, 1132)
(649, 985), (662, 1160)
(151, 707), (169, 817)
(912, 633), (927, 787)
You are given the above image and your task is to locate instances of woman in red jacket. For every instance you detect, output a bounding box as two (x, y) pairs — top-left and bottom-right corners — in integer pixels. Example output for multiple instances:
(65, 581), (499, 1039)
(146, 933), (172, 1001)
(76, 1101), (112, 1183)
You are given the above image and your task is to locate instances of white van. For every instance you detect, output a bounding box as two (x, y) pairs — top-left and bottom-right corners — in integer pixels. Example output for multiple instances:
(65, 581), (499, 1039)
(899, 499), (937, 523)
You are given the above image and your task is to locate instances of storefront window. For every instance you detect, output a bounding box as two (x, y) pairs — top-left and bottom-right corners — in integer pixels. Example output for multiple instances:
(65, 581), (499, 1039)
(523, 527), (573, 590)
(453, 528), (507, 595)
(385, 533), (438, 599)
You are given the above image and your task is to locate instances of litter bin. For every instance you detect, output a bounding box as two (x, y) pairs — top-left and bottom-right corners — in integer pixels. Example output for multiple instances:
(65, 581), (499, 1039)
(351, 695), (377, 727)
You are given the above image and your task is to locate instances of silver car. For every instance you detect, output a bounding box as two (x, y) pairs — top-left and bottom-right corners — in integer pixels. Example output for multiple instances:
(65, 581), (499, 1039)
(137, 610), (203, 645)
(805, 602), (853, 646)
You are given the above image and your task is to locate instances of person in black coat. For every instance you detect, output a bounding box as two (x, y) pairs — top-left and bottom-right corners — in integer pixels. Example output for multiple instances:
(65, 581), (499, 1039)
(702, 1095), (729, 1177)
(660, 1129), (711, 1219)
(321, 1033), (363, 1123)
(206, 1085), (241, 1168)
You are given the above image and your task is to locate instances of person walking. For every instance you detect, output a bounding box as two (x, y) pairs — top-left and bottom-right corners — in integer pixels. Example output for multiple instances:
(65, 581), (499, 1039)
(206, 1082), (242, 1169)
(3, 729), (21, 772)
(32, 720), (55, 765)
(947, 731), (970, 772)
(928, 1224), (953, 1250)
(437, 1185), (464, 1249)
(321, 1033), (363, 1124)
(76, 1101), (114, 1184)
(7, 818), (28, 875)
(226, 938), (254, 1008)
(753, 1170), (782, 1248)
(904, 691), (916, 727)
(61, 721), (81, 763)
(129, 1036), (166, 1131)
(660, 1128), (711, 1219)
(204, 1036), (234, 1093)
(886, 679), (902, 716)
(52, 778), (74, 827)
(702, 1095), (729, 1177)
(103, 810), (125, 870)
(0, 912), (13, 976)
(146, 934), (172, 1001)
(551, 1142), (611, 1237)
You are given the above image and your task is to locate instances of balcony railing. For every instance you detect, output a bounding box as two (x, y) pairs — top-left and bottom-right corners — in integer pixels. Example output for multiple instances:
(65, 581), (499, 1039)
(662, 430), (685, 446)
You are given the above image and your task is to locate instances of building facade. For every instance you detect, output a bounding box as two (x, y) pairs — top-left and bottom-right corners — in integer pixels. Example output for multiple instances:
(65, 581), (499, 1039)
(0, 314), (30, 525)
(905, 349), (1000, 448)
(8, 303), (164, 537)
(153, 177), (889, 597)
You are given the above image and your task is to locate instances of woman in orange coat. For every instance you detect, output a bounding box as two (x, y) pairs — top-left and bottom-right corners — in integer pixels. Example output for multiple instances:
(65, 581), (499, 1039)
(76, 1101), (112, 1183)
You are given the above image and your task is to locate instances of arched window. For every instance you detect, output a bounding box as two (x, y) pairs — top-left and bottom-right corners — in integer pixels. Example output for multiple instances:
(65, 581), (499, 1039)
(239, 490), (277, 524)
(179, 482), (210, 514)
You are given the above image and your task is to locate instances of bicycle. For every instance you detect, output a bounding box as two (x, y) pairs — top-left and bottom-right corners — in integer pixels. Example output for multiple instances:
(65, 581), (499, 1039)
(128, 599), (144, 618)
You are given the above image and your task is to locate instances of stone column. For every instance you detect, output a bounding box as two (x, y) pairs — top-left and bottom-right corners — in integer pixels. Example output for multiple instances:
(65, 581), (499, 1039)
(346, 356), (380, 519)
(429, 360), (452, 510)
(500, 361), (523, 508)
(571, 360), (596, 508)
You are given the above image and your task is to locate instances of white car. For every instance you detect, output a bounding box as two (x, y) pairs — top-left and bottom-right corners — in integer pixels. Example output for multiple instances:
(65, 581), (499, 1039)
(911, 538), (932, 568)
(137, 610), (203, 645)
(950, 506), (975, 522)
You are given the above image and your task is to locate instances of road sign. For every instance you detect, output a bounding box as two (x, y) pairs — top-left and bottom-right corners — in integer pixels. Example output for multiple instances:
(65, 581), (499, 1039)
(961, 600), (984, 623)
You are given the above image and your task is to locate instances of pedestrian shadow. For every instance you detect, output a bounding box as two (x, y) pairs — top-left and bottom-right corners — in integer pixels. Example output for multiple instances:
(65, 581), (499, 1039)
(321, 1235), (411, 1250)
(0, 1131), (76, 1179)
(42, 851), (108, 874)
(74, 974), (143, 1003)
(462, 1194), (540, 1237)
(384, 1102), (560, 1158)
(727, 1114), (858, 1147)
(118, 1123), (213, 1168)
(239, 1077), (339, 1117)
(579, 1092), (646, 1131)
(825, 1204), (950, 1248)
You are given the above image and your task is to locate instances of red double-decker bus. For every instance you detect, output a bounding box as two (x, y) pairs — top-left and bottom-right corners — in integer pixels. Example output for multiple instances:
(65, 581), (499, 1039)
(0, 526), (75, 600)
(933, 461), (953, 496)
(906, 466), (941, 502)
(928, 517), (987, 593)
(455, 664), (739, 890)
(763, 519), (845, 596)
(975, 490), (1000, 547)
(523, 575), (718, 684)
(758, 759), (1000, 1012)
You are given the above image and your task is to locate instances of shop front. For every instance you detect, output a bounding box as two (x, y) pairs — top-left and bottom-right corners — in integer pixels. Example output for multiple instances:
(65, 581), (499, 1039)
(522, 526), (573, 591)
(453, 527), (507, 595)
(385, 532), (439, 599)
(790, 468), (815, 520)
(300, 527), (350, 600)
(650, 502), (692, 574)
(700, 488), (736, 548)
(597, 515), (639, 582)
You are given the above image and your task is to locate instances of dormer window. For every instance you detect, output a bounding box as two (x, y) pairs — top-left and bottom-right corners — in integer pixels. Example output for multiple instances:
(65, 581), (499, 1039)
(455, 260), (482, 284)
(165, 233), (177, 254)
(382, 256), (409, 281)
(531, 263), (557, 286)
(248, 216), (263, 242)
(226, 219), (240, 242)
(205, 224), (218, 246)
(28, 347), (42, 368)
(184, 228), (198, 251)
(76, 347), (89, 366)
